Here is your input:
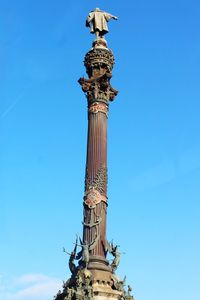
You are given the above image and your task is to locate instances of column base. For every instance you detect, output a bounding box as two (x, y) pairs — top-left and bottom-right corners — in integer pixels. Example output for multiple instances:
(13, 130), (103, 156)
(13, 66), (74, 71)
(88, 255), (112, 273)
(93, 282), (122, 300)
(53, 267), (135, 300)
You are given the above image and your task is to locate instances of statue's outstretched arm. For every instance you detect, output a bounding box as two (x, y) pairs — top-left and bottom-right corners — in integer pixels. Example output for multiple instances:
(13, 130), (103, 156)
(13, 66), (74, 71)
(63, 247), (70, 255)
(105, 13), (118, 22)
(111, 15), (118, 20)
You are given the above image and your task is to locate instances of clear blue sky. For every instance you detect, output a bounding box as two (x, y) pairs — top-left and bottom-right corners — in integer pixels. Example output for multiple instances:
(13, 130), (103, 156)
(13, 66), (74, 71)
(1, 0), (200, 299)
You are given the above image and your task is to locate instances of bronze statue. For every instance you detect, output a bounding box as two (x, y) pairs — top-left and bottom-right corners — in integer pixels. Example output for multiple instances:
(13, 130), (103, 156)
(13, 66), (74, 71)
(76, 242), (90, 268)
(105, 240), (121, 273)
(111, 245), (121, 272)
(63, 236), (78, 274)
(128, 285), (132, 296)
(86, 8), (118, 39)
(76, 234), (99, 268)
(111, 274), (126, 292)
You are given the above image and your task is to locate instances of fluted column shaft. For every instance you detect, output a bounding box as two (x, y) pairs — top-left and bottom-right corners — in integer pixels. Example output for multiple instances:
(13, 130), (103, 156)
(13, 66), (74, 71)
(79, 45), (118, 272)
(83, 103), (108, 259)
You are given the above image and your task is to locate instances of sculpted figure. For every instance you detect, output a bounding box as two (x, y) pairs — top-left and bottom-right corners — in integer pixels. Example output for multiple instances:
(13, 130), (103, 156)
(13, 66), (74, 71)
(76, 234), (99, 268)
(84, 276), (93, 299)
(63, 236), (78, 274)
(111, 245), (121, 272)
(128, 285), (132, 296)
(111, 274), (126, 292)
(76, 243), (90, 268)
(105, 240), (121, 273)
(86, 8), (118, 39)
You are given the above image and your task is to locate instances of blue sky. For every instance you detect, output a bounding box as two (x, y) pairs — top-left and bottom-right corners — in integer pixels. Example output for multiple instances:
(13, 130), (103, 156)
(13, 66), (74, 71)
(1, 0), (200, 299)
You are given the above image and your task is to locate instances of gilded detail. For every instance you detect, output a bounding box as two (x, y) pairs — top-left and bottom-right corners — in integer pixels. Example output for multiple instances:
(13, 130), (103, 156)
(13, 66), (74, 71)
(84, 187), (107, 208)
(88, 102), (108, 117)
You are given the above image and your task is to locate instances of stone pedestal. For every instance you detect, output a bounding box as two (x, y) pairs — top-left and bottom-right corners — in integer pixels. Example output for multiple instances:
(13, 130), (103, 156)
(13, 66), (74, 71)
(93, 283), (122, 300)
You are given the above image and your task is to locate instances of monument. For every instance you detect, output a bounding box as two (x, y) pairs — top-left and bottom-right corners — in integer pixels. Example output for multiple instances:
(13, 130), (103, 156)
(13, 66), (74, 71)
(54, 8), (134, 300)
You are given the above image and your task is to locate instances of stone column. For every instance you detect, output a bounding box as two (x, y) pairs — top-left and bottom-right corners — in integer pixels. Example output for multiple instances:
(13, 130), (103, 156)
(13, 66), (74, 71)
(79, 39), (118, 276)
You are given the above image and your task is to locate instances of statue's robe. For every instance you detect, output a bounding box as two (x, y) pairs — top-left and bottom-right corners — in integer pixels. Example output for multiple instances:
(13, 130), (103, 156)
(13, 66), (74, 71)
(87, 11), (114, 35)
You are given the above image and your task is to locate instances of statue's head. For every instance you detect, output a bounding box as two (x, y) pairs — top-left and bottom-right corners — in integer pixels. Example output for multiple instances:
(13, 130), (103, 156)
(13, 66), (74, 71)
(94, 8), (101, 12)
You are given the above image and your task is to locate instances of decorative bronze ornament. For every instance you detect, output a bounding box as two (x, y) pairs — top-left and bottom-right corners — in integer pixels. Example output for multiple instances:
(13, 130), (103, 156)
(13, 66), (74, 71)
(85, 166), (108, 196)
(78, 71), (118, 103)
(89, 102), (108, 117)
(84, 48), (115, 75)
(84, 187), (107, 208)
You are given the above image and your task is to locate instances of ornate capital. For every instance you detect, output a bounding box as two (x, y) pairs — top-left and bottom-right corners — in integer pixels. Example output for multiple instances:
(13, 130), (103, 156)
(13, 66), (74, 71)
(84, 48), (115, 76)
(78, 47), (118, 104)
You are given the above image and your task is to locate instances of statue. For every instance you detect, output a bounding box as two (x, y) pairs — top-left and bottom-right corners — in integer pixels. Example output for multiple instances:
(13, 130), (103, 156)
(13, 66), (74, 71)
(86, 8), (118, 39)
(105, 240), (121, 273)
(76, 242), (90, 268)
(124, 285), (134, 300)
(84, 276), (93, 299)
(127, 285), (132, 296)
(111, 274), (126, 292)
(76, 234), (99, 268)
(111, 245), (121, 273)
(63, 235), (78, 274)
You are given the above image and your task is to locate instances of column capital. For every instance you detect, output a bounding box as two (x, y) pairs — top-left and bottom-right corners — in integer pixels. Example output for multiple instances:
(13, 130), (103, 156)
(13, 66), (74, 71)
(78, 44), (118, 104)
